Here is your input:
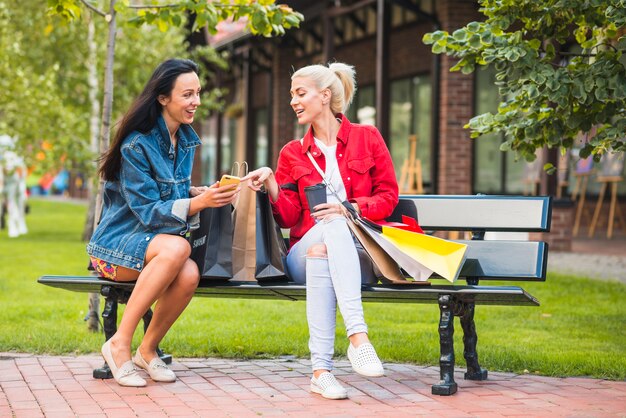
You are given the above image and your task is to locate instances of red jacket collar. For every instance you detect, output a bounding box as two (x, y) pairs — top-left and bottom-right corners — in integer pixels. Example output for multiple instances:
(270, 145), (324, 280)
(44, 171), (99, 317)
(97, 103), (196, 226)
(300, 113), (351, 154)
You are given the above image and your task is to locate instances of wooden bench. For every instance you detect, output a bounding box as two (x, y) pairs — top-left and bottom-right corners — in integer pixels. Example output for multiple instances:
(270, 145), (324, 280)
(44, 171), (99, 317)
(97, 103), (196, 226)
(38, 194), (552, 395)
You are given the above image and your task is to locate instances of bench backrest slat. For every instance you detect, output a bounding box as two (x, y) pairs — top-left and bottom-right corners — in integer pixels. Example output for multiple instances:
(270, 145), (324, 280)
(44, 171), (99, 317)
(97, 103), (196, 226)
(399, 195), (552, 232)
(456, 240), (547, 281)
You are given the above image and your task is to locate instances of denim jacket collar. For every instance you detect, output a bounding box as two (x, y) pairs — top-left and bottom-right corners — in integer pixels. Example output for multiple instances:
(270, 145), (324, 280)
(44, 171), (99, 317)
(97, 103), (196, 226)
(155, 115), (202, 157)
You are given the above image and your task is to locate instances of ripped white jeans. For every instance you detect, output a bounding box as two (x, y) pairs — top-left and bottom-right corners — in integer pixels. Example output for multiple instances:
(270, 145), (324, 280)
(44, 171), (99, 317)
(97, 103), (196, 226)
(286, 216), (376, 371)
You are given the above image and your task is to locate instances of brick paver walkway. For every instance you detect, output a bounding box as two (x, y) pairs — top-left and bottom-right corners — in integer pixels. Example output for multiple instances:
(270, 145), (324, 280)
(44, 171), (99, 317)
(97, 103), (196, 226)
(1, 353), (624, 417)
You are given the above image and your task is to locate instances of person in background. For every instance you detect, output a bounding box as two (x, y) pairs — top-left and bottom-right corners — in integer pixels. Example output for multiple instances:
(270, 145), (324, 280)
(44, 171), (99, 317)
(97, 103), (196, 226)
(2, 147), (28, 238)
(244, 62), (399, 399)
(87, 59), (239, 387)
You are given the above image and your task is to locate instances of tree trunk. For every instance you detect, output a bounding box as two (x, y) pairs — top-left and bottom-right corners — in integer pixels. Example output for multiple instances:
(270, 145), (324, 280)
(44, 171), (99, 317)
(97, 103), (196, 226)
(96, 0), (117, 220)
(85, 1), (118, 332)
(85, 13), (101, 332)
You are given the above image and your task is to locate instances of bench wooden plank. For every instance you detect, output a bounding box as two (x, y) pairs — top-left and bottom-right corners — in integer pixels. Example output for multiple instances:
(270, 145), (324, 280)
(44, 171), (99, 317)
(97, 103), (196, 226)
(38, 276), (539, 306)
(401, 195), (551, 232)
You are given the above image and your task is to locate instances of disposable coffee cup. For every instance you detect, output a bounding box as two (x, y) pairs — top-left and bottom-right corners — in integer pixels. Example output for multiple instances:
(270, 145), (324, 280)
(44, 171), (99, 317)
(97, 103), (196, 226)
(304, 183), (327, 212)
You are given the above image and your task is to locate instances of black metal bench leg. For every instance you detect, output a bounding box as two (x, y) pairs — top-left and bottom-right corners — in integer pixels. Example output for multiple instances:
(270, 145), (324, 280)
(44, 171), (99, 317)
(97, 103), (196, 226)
(460, 302), (488, 380)
(432, 294), (457, 395)
(93, 288), (117, 379)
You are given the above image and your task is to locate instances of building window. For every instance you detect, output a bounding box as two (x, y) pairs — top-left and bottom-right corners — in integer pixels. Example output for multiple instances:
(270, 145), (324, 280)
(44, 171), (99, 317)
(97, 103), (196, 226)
(389, 75), (432, 191)
(220, 115), (237, 175)
(346, 85), (375, 126)
(254, 107), (269, 168)
(473, 66), (528, 194)
(200, 118), (218, 184)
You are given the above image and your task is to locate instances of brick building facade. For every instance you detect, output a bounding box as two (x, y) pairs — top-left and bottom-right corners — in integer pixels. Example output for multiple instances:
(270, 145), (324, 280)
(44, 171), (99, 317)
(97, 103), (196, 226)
(191, 0), (625, 251)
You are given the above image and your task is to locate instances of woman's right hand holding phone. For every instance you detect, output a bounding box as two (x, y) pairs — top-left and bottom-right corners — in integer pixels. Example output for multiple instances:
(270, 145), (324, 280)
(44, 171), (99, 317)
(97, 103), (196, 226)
(189, 181), (240, 215)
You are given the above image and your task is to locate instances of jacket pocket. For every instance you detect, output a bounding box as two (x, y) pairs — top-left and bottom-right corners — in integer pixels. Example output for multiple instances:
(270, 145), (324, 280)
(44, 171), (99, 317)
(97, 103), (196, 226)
(158, 182), (173, 199)
(290, 165), (313, 181)
(347, 157), (375, 174)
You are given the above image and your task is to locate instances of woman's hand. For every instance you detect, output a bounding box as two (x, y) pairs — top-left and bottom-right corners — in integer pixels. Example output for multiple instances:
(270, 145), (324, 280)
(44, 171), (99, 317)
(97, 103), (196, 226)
(241, 167), (273, 191)
(311, 202), (348, 220)
(189, 182), (240, 215)
(189, 185), (209, 197)
(241, 167), (279, 201)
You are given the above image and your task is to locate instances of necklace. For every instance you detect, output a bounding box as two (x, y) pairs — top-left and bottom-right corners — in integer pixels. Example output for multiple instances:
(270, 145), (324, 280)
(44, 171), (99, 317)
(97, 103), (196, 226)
(169, 129), (178, 166)
(169, 129), (178, 148)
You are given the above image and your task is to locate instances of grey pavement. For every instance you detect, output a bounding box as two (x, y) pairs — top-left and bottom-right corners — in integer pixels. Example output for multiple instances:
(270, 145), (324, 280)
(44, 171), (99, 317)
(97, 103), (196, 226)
(548, 235), (626, 283)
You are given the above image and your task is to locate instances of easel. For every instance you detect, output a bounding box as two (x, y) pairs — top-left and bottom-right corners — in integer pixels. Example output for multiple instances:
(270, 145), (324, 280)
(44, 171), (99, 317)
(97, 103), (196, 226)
(399, 135), (423, 194)
(588, 175), (626, 239)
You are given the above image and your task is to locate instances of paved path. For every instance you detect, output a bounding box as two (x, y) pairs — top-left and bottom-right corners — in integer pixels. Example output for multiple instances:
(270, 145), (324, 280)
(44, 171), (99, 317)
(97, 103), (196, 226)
(1, 353), (625, 417)
(548, 252), (626, 283)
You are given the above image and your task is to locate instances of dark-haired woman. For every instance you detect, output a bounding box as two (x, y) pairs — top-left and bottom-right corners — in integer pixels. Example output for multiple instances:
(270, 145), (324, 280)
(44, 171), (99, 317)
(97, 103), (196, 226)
(87, 59), (239, 387)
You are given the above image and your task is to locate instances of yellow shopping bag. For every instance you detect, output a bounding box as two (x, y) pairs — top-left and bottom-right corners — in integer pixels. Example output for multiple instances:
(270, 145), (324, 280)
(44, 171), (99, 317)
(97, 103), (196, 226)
(379, 226), (467, 283)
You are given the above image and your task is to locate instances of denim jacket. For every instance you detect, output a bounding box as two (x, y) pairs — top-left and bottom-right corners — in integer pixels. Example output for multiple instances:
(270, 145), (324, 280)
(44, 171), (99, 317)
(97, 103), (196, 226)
(87, 115), (201, 270)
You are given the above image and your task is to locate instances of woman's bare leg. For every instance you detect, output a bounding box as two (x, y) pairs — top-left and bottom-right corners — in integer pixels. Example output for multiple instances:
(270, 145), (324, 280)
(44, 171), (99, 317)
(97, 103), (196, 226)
(138, 258), (199, 361)
(106, 234), (192, 369)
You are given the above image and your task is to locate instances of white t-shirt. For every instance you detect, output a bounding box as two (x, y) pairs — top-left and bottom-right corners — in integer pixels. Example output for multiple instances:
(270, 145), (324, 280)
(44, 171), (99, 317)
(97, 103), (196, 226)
(314, 137), (347, 204)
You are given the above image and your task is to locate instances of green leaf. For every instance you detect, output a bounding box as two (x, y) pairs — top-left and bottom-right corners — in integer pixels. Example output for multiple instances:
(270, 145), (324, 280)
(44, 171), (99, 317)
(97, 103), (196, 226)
(469, 34), (481, 48)
(467, 21), (480, 33)
(480, 30), (493, 44)
(432, 43), (445, 54)
(528, 39), (541, 50)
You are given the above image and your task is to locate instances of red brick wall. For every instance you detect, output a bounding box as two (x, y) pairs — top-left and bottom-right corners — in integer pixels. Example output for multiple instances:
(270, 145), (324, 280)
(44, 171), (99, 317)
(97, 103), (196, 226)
(436, 0), (481, 195)
(531, 202), (574, 252)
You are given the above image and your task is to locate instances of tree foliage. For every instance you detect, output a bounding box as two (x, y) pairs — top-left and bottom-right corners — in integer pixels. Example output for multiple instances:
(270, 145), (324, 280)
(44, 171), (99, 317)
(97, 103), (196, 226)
(423, 0), (626, 167)
(0, 0), (191, 174)
(48, 0), (303, 37)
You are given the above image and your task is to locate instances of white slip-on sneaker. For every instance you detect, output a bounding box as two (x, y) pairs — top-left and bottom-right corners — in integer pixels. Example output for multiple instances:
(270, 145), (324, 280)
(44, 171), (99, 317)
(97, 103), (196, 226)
(101, 340), (146, 387)
(133, 349), (176, 382)
(347, 343), (385, 377)
(310, 372), (348, 399)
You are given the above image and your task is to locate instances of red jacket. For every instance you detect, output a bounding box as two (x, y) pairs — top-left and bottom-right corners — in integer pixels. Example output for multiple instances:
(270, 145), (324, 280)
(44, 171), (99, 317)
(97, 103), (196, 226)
(271, 114), (399, 248)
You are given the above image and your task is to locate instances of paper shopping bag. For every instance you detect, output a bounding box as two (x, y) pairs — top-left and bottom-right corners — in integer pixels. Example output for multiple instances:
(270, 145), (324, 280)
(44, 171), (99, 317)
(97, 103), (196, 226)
(189, 204), (233, 280)
(232, 186), (287, 282)
(232, 184), (257, 281)
(352, 216), (435, 281)
(377, 225), (467, 283)
(345, 215), (408, 284)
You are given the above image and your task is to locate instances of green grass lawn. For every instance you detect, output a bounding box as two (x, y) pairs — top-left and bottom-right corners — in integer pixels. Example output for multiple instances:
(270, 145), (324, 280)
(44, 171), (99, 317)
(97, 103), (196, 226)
(0, 198), (624, 380)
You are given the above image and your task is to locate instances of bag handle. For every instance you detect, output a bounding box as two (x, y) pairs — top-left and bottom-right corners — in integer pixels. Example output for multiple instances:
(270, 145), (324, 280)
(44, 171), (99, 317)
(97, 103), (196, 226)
(231, 161), (248, 177)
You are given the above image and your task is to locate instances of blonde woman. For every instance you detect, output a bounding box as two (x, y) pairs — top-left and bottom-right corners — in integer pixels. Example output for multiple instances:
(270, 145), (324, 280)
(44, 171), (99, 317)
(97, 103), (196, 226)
(245, 62), (398, 399)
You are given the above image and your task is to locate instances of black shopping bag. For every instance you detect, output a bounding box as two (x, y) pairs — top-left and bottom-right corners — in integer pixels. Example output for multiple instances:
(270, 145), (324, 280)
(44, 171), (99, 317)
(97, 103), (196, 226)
(190, 204), (233, 280)
(255, 190), (288, 280)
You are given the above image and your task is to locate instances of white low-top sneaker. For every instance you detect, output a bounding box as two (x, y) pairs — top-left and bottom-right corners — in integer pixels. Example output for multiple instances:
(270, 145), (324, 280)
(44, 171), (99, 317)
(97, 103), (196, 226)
(310, 372), (348, 399)
(347, 343), (385, 377)
(133, 350), (176, 383)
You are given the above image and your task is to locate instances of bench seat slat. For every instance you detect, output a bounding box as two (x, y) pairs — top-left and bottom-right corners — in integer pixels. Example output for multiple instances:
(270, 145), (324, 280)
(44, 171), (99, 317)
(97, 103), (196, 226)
(38, 276), (539, 306)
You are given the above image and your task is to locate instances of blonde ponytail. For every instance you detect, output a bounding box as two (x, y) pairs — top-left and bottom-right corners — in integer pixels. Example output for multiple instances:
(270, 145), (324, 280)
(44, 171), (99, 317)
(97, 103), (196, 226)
(292, 62), (357, 114)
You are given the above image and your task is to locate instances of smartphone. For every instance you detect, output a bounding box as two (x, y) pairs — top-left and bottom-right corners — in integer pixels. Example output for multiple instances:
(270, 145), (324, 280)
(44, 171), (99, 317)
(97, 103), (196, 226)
(219, 174), (241, 189)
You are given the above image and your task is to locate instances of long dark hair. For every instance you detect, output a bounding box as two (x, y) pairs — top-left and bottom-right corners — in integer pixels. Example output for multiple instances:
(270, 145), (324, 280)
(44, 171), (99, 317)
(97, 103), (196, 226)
(98, 58), (200, 181)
